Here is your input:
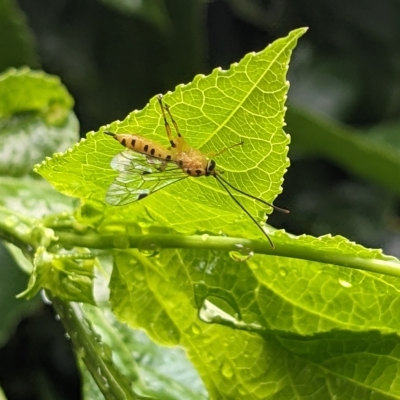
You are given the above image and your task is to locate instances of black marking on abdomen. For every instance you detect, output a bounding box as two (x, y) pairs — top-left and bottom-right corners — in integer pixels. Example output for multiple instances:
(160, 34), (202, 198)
(150, 148), (155, 156)
(131, 139), (136, 147)
(166, 155), (172, 161)
(121, 138), (126, 146)
(195, 170), (202, 176)
(144, 144), (149, 152)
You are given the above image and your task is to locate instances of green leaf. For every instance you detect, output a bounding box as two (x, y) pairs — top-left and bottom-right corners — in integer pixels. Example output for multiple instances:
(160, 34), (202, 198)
(365, 119), (400, 158)
(109, 231), (400, 399)
(0, 67), (73, 119)
(36, 28), (306, 239)
(287, 107), (400, 195)
(275, 330), (400, 399)
(0, 0), (39, 70)
(0, 242), (39, 347)
(0, 177), (75, 274)
(0, 176), (76, 217)
(81, 303), (207, 399)
(0, 385), (6, 400)
(0, 68), (78, 177)
(17, 247), (95, 304)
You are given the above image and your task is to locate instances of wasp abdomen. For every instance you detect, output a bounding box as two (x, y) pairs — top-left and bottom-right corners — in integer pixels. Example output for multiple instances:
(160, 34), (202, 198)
(106, 132), (172, 160)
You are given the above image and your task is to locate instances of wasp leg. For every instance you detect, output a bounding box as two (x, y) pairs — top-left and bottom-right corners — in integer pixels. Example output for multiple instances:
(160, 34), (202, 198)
(158, 94), (177, 149)
(163, 103), (182, 139)
(207, 141), (244, 158)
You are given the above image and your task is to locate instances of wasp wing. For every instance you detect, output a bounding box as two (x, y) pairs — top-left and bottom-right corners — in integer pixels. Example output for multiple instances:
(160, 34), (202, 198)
(106, 150), (188, 206)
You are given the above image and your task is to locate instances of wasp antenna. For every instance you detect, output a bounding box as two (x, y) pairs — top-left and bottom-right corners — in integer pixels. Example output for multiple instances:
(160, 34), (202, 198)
(216, 174), (289, 214)
(214, 175), (275, 248)
(272, 205), (290, 214)
(104, 131), (116, 137)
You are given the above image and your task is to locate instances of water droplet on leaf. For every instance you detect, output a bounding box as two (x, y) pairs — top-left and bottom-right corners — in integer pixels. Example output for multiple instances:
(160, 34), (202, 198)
(191, 323), (202, 335)
(138, 238), (161, 257)
(339, 278), (352, 288)
(221, 361), (234, 379)
(229, 244), (254, 262)
(279, 268), (287, 277)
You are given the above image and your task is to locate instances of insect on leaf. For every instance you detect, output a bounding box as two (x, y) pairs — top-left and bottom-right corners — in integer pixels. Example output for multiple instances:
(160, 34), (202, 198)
(35, 28), (307, 238)
(106, 150), (188, 206)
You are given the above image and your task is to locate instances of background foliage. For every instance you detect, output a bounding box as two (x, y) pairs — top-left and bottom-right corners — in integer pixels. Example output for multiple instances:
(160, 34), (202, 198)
(1, 0), (400, 399)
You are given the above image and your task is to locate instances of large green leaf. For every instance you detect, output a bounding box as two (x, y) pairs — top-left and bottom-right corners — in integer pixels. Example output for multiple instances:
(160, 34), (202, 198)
(0, 68), (78, 177)
(109, 233), (400, 399)
(36, 28), (306, 239)
(20, 27), (400, 399)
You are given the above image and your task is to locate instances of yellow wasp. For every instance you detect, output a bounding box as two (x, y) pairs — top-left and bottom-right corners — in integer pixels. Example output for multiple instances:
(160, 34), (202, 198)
(105, 94), (288, 247)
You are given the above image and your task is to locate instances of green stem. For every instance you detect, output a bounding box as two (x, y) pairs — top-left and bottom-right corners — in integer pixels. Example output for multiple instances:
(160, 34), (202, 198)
(0, 208), (153, 398)
(0, 206), (38, 255)
(2, 204), (399, 279)
(51, 296), (151, 400)
(54, 231), (400, 278)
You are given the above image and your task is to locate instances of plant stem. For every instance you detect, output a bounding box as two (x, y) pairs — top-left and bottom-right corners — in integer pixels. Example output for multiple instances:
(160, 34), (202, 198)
(2, 205), (399, 279)
(0, 207), (151, 399)
(51, 296), (151, 400)
(0, 206), (38, 256)
(54, 231), (400, 278)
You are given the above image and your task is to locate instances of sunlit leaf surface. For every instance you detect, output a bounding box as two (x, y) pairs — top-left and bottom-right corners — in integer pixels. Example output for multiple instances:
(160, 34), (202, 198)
(0, 68), (78, 177)
(27, 28), (400, 399)
(36, 29), (305, 239)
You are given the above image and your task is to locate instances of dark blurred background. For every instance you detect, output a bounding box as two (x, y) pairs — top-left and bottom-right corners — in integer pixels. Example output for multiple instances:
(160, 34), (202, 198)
(1, 0), (400, 398)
